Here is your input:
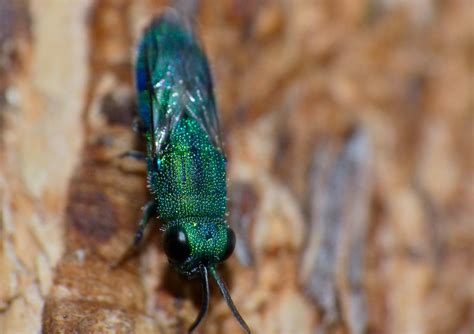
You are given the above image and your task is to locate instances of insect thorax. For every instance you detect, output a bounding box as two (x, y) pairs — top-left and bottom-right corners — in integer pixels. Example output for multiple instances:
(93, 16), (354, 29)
(148, 117), (227, 221)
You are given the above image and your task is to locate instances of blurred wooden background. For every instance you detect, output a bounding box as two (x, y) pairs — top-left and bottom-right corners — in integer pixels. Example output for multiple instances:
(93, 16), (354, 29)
(0, 0), (472, 333)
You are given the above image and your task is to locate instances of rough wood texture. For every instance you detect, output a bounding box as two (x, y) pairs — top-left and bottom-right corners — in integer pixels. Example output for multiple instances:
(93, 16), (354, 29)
(1, 1), (472, 333)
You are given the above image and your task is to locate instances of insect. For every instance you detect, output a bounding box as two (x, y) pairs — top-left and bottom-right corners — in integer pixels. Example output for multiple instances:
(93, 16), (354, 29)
(119, 9), (251, 334)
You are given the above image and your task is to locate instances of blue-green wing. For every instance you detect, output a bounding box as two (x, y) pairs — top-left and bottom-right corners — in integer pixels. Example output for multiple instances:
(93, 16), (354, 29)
(135, 10), (223, 158)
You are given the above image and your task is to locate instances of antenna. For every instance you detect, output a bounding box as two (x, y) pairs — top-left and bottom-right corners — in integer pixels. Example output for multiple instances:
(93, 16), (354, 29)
(188, 265), (210, 333)
(209, 266), (251, 334)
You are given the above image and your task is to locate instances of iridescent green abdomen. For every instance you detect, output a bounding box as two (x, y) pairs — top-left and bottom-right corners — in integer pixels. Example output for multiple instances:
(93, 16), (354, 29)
(131, 10), (251, 333)
(149, 117), (227, 220)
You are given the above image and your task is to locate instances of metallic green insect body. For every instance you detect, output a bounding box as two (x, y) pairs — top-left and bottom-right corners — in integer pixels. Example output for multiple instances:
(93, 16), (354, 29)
(132, 10), (251, 334)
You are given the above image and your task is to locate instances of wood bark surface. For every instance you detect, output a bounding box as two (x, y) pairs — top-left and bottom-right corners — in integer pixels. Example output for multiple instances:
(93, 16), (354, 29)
(0, 1), (472, 333)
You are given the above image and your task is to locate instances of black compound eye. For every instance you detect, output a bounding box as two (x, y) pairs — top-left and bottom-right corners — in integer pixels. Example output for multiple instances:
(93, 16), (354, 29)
(221, 228), (236, 262)
(163, 227), (191, 263)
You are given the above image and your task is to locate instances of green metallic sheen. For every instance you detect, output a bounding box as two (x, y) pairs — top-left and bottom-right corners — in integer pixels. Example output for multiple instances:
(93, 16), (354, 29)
(166, 217), (229, 274)
(136, 10), (222, 159)
(148, 117), (229, 275)
(131, 10), (251, 333)
(149, 118), (226, 221)
(136, 12), (230, 277)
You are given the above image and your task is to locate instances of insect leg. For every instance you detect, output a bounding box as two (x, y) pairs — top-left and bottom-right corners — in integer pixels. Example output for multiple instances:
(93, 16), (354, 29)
(118, 150), (146, 161)
(111, 200), (157, 268)
(131, 117), (147, 134)
(133, 200), (157, 245)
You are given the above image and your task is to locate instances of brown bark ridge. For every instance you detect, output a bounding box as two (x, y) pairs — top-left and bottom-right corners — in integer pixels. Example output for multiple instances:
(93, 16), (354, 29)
(1, 1), (472, 334)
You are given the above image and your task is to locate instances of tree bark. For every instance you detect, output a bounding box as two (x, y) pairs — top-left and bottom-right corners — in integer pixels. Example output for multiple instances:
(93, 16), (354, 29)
(1, 1), (472, 333)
